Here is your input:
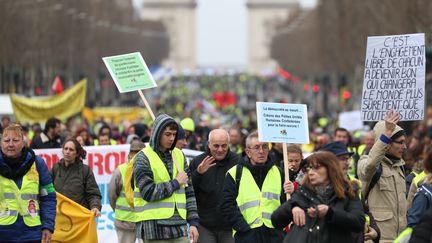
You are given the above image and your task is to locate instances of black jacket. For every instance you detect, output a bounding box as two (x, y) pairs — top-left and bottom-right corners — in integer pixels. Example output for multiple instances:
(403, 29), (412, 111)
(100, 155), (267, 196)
(31, 132), (61, 149)
(409, 206), (432, 243)
(220, 158), (285, 243)
(189, 148), (239, 229)
(271, 186), (365, 243)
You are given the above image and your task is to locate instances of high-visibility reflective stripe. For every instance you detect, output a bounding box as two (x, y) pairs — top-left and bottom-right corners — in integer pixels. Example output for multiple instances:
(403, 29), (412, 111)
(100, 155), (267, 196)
(116, 205), (145, 212)
(21, 194), (38, 200)
(3, 193), (38, 200)
(120, 192), (141, 198)
(262, 192), (279, 200)
(238, 200), (260, 212)
(251, 218), (260, 225)
(176, 203), (186, 209)
(176, 188), (185, 194)
(262, 212), (272, 220)
(3, 193), (15, 199)
(143, 202), (175, 210)
(4, 210), (18, 216)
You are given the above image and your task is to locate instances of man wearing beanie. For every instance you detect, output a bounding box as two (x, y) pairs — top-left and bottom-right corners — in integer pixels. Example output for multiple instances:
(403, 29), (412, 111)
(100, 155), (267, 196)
(358, 110), (407, 243)
(133, 114), (199, 243)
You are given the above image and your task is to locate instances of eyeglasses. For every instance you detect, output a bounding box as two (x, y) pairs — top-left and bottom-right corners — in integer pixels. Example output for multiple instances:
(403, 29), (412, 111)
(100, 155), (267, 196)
(392, 140), (406, 145)
(302, 164), (323, 172)
(248, 144), (269, 151)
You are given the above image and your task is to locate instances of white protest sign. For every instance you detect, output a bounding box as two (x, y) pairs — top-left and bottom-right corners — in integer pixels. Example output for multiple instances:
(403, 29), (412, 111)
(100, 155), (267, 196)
(256, 102), (309, 144)
(361, 33), (425, 121)
(339, 110), (363, 132)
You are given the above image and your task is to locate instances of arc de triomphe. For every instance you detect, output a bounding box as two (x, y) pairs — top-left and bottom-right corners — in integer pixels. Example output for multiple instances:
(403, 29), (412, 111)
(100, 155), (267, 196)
(139, 0), (299, 74)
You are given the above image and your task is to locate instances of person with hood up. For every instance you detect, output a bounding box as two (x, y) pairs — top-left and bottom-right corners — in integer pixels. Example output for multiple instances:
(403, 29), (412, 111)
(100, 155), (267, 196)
(133, 114), (199, 243)
(358, 110), (407, 242)
(189, 128), (240, 243)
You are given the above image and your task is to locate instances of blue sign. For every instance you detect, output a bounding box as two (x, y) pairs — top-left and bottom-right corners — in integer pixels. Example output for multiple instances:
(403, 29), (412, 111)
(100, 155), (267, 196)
(256, 102), (309, 144)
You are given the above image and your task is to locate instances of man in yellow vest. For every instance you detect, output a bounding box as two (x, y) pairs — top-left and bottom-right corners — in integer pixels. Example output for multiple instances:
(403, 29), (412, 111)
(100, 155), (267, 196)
(134, 114), (199, 243)
(220, 131), (285, 243)
(0, 124), (57, 242)
(109, 139), (146, 243)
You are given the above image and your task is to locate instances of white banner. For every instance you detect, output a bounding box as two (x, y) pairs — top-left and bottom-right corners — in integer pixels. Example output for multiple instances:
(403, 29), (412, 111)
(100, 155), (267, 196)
(35, 145), (201, 243)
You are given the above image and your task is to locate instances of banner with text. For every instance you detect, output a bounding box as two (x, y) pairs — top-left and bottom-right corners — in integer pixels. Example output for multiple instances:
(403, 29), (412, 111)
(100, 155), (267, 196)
(256, 102), (309, 144)
(361, 33), (425, 121)
(35, 145), (201, 243)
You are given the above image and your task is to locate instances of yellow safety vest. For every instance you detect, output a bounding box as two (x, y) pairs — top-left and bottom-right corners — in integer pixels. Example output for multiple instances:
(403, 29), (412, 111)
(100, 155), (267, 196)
(0, 163), (41, 226)
(136, 147), (186, 221)
(348, 174), (362, 199)
(228, 165), (281, 235)
(114, 163), (142, 222)
(93, 139), (117, 146)
(413, 171), (426, 187)
(357, 144), (366, 156)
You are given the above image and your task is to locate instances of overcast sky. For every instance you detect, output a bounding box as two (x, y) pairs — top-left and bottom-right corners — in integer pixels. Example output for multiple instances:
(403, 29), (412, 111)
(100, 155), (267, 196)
(135, 0), (317, 68)
(196, 0), (316, 67)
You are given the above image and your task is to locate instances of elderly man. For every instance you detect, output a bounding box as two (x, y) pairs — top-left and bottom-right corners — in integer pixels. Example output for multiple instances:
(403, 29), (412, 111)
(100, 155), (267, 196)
(358, 110), (407, 242)
(189, 128), (240, 243)
(220, 131), (285, 243)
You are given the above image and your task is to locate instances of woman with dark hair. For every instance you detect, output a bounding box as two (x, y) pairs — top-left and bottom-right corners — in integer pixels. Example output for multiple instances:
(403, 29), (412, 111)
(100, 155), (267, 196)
(50, 138), (102, 216)
(271, 151), (365, 243)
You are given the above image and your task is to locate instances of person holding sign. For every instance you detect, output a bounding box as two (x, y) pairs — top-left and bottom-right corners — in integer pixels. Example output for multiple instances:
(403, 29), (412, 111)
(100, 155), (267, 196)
(133, 114), (199, 243)
(358, 110), (407, 242)
(220, 131), (286, 243)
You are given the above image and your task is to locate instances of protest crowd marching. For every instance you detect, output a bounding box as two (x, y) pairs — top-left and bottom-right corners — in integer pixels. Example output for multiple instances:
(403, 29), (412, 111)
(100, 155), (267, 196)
(1, 34), (432, 243)
(1, 92), (432, 243)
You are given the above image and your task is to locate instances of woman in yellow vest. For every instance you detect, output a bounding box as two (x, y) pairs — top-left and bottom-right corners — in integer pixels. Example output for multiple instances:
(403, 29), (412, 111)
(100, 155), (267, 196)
(0, 124), (57, 242)
(271, 151), (365, 243)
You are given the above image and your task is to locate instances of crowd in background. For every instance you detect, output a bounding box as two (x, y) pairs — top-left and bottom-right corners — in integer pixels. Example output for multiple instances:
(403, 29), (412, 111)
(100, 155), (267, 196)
(2, 103), (432, 242)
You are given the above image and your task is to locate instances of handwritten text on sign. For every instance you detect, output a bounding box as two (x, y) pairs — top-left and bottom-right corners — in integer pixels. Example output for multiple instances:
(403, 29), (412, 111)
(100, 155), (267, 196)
(361, 33), (425, 121)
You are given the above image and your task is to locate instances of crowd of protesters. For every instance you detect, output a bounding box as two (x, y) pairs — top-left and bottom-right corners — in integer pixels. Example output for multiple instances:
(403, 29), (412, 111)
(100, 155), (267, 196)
(1, 103), (432, 242)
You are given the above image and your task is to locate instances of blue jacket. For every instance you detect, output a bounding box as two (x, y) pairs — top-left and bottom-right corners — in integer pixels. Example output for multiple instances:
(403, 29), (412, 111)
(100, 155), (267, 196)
(0, 149), (57, 242)
(407, 183), (432, 227)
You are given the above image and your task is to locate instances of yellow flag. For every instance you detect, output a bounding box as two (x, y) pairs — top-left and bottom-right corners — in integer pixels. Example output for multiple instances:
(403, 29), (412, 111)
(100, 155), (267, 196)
(10, 79), (87, 123)
(52, 192), (98, 243)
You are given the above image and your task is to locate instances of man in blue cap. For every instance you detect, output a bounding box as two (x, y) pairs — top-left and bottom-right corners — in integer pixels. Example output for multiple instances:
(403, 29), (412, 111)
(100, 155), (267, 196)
(321, 141), (354, 176)
(322, 141), (380, 243)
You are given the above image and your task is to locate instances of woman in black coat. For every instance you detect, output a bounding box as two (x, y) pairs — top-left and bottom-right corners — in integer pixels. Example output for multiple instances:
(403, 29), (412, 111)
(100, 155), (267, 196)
(271, 151), (365, 243)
